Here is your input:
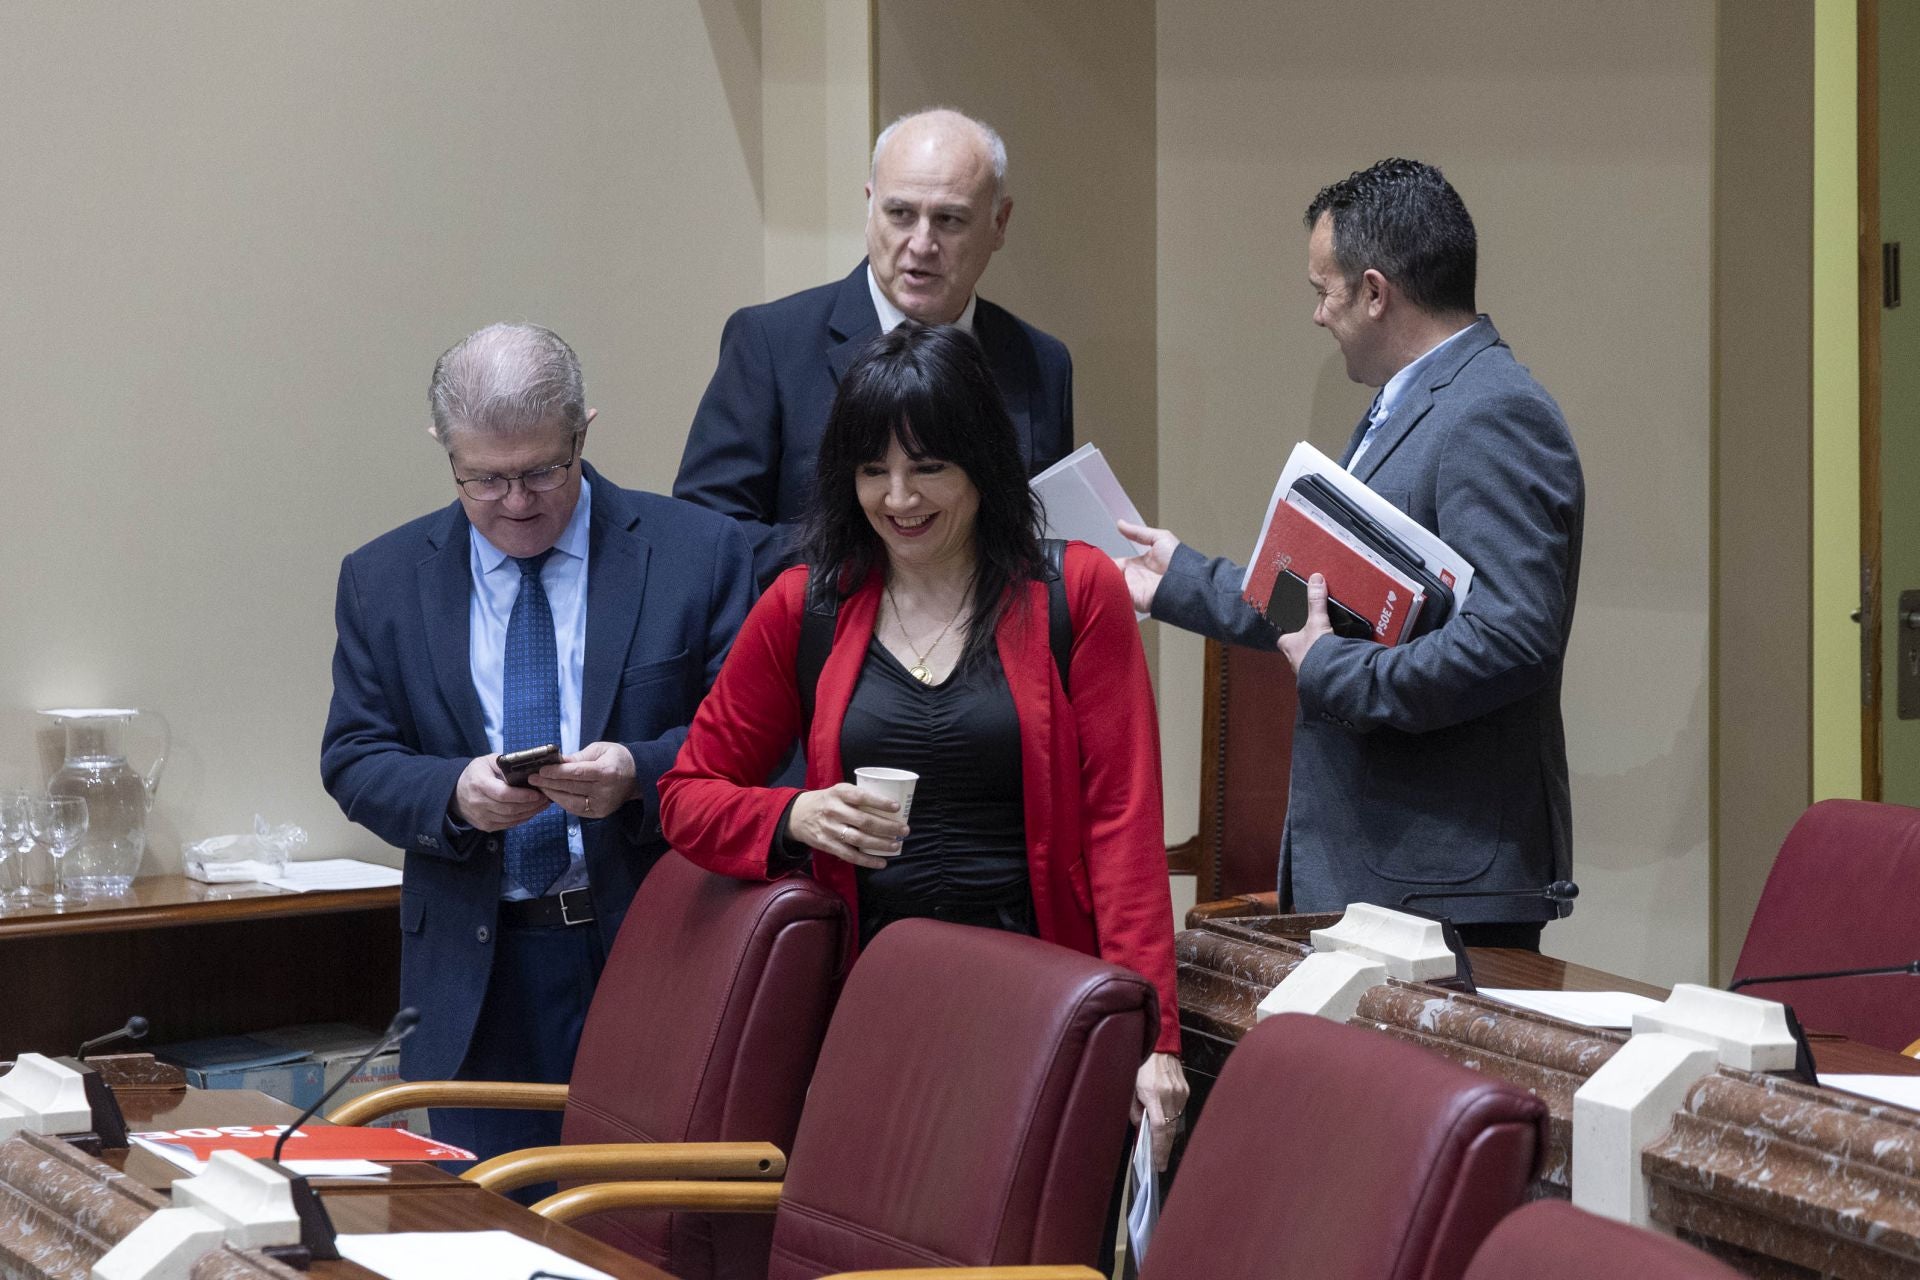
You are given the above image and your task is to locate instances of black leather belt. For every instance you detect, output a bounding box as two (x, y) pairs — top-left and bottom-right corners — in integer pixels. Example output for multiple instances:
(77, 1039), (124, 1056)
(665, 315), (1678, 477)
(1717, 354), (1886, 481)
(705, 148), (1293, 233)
(498, 887), (596, 929)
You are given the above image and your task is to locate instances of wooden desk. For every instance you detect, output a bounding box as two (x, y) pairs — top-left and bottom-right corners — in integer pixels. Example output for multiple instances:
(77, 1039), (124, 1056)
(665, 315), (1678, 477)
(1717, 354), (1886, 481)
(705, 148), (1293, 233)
(1177, 910), (1920, 1278)
(0, 874), (400, 1058)
(102, 1088), (676, 1280)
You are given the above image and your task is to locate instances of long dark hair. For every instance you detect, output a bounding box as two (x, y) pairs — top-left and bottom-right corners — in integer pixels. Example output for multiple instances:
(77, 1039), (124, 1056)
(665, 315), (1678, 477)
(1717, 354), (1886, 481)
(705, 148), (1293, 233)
(800, 321), (1045, 666)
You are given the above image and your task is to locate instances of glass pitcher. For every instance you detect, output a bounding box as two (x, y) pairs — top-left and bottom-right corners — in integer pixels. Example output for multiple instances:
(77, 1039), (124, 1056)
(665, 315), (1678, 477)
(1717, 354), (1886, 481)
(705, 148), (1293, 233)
(39, 708), (169, 894)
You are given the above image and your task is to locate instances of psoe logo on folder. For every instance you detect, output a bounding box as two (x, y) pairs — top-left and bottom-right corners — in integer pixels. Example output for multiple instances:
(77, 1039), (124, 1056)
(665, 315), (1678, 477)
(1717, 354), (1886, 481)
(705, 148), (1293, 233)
(1375, 591), (1399, 639)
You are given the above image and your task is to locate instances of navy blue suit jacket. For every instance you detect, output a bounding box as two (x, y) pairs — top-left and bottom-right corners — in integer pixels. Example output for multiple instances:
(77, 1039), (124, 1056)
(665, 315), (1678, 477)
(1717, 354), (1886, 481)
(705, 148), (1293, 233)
(320, 464), (754, 1079)
(673, 261), (1075, 584)
(1154, 319), (1583, 923)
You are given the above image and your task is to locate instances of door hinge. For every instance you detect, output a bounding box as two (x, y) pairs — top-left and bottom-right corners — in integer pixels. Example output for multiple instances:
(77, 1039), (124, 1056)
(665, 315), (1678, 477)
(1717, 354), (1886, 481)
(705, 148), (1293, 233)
(1887, 241), (1903, 309)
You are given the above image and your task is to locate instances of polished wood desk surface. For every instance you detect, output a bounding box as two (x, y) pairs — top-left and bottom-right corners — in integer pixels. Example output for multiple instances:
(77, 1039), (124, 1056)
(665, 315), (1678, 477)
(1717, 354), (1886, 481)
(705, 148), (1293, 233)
(108, 1088), (677, 1280)
(1468, 945), (1920, 1077)
(0, 873), (398, 940)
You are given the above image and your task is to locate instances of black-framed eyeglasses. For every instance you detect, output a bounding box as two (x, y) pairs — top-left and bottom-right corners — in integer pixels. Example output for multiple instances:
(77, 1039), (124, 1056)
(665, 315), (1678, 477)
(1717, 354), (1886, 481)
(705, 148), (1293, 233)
(450, 439), (581, 501)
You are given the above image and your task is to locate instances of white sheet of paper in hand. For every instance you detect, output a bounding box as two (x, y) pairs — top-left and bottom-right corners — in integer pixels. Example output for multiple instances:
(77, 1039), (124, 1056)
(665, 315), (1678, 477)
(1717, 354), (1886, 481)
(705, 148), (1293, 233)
(337, 1231), (615, 1280)
(1126, 1118), (1160, 1266)
(1477, 989), (1663, 1029)
(1823, 1075), (1920, 1112)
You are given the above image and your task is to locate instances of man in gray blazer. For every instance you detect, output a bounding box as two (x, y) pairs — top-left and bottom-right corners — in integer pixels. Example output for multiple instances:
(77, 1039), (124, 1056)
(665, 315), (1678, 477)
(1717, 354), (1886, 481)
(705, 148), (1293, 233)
(1119, 159), (1583, 949)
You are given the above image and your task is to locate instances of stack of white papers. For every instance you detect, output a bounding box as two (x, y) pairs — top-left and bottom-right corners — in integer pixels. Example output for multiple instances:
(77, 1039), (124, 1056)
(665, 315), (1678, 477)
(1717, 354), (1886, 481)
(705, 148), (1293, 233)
(1031, 443), (1146, 560)
(1823, 1075), (1920, 1111)
(337, 1231), (615, 1280)
(1477, 989), (1662, 1030)
(262, 859), (403, 893)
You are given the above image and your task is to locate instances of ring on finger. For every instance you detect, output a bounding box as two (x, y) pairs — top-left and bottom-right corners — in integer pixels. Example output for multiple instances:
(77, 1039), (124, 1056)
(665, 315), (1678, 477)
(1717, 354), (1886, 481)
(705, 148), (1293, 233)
(839, 822), (853, 843)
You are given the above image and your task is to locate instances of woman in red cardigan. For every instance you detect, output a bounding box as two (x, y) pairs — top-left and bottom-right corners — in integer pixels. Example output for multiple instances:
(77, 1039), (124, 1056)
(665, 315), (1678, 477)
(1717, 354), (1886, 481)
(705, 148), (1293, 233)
(659, 322), (1187, 1166)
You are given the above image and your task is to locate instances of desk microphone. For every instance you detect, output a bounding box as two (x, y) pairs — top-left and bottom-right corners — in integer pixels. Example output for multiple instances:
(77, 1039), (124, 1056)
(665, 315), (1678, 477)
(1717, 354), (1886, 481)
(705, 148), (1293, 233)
(259, 1007), (418, 1266)
(77, 1015), (149, 1060)
(271, 1007), (420, 1164)
(1399, 881), (1581, 912)
(1729, 960), (1920, 991)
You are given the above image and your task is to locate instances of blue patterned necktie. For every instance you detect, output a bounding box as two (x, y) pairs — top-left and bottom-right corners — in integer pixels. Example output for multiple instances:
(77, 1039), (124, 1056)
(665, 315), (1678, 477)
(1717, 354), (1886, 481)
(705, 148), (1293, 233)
(1347, 392), (1388, 472)
(502, 550), (569, 897)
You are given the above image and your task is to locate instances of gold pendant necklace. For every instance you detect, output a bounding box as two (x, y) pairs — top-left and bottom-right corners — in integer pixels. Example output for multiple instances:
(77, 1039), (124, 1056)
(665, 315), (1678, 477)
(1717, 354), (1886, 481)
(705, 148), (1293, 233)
(885, 581), (969, 684)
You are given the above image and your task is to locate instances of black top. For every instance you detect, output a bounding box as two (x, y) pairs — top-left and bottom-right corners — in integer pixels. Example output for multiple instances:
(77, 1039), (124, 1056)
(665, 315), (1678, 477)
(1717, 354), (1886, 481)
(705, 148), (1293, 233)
(841, 638), (1030, 942)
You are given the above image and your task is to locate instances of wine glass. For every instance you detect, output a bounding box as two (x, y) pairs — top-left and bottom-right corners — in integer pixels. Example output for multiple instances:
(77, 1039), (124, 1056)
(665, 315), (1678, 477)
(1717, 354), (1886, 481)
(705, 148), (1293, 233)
(31, 796), (87, 909)
(0, 791), (51, 907)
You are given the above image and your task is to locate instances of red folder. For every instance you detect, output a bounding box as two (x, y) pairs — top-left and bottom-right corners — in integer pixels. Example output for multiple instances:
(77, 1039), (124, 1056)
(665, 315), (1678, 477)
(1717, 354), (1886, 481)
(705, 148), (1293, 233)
(130, 1121), (473, 1163)
(1242, 495), (1425, 646)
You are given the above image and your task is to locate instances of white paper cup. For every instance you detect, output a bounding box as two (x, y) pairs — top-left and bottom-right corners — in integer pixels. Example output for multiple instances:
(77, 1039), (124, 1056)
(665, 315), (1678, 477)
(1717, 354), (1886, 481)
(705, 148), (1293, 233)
(853, 767), (919, 826)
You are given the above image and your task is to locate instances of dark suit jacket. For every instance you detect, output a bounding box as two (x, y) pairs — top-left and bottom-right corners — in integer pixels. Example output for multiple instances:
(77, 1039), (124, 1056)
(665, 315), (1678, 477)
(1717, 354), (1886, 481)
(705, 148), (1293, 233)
(673, 261), (1075, 585)
(320, 463), (755, 1078)
(1154, 318), (1584, 922)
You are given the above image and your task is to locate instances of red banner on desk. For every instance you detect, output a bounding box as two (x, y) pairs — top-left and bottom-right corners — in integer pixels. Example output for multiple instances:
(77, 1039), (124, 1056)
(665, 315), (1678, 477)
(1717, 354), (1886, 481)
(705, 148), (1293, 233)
(131, 1122), (474, 1163)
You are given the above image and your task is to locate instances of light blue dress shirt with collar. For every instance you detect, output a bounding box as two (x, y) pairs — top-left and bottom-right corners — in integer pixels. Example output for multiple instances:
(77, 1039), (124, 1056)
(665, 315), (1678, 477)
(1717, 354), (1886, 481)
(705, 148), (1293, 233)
(1348, 322), (1481, 472)
(468, 477), (591, 899)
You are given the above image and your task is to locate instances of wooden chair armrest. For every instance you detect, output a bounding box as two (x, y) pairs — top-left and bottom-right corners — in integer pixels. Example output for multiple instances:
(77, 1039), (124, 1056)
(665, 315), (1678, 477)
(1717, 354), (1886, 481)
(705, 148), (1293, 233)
(465, 1141), (786, 1194)
(533, 1178), (784, 1223)
(325, 1080), (569, 1126)
(825, 1270), (1104, 1279)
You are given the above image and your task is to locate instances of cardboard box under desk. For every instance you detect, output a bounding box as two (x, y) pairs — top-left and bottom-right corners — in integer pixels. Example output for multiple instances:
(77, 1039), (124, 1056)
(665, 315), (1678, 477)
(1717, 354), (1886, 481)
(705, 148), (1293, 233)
(253, 1022), (429, 1134)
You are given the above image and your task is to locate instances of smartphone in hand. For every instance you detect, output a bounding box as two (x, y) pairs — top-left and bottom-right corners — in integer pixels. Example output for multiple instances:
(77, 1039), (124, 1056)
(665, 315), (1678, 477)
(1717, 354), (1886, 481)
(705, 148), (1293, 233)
(498, 743), (560, 788)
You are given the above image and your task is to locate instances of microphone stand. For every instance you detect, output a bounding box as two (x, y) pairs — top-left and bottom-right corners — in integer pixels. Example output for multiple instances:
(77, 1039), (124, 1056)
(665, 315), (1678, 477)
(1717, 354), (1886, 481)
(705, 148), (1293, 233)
(1730, 960), (1920, 991)
(47, 1016), (153, 1152)
(1392, 884), (1582, 996)
(260, 1008), (419, 1266)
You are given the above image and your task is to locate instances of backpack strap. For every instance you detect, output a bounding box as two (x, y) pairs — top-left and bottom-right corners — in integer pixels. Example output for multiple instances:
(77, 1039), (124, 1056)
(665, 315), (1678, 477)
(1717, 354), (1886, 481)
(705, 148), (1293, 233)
(1043, 538), (1072, 698)
(796, 565), (839, 733)
(799, 545), (1074, 728)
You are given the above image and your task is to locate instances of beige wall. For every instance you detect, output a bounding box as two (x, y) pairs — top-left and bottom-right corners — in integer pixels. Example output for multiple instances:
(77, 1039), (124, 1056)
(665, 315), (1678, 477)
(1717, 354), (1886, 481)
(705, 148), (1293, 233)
(0, 2), (764, 867)
(1156, 1), (1717, 982)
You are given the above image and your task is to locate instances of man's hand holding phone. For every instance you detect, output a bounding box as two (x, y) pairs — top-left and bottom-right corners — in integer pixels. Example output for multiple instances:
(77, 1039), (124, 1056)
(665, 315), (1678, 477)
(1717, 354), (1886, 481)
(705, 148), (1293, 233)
(453, 750), (554, 832)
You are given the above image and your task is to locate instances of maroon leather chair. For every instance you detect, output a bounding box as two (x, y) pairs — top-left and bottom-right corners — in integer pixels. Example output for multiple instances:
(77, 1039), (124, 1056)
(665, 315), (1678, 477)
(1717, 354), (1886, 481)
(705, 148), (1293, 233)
(1463, 1201), (1742, 1279)
(563, 853), (848, 1278)
(334, 852), (848, 1280)
(766, 921), (1155, 1277)
(536, 920), (1157, 1276)
(1140, 1013), (1545, 1280)
(1731, 799), (1920, 1051)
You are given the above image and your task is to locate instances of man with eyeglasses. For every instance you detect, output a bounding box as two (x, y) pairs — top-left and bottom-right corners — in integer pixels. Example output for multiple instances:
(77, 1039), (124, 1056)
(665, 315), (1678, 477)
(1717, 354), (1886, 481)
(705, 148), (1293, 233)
(321, 323), (753, 1181)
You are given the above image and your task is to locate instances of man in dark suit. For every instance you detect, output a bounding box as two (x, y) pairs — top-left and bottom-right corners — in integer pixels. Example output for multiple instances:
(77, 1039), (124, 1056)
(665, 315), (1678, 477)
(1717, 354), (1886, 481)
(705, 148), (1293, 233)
(1118, 159), (1584, 950)
(675, 107), (1073, 585)
(321, 323), (754, 1171)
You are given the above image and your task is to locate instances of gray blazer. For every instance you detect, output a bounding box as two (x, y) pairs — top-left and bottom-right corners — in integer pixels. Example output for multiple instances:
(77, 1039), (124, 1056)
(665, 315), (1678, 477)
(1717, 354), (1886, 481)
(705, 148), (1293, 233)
(1155, 317), (1584, 922)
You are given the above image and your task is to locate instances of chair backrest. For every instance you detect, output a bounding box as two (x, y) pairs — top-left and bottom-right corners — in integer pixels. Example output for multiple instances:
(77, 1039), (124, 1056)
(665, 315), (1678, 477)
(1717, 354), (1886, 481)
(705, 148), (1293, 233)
(562, 852), (849, 1280)
(1141, 1013), (1544, 1280)
(1169, 637), (1297, 901)
(1463, 1201), (1742, 1279)
(1731, 799), (1920, 1051)
(766, 920), (1155, 1278)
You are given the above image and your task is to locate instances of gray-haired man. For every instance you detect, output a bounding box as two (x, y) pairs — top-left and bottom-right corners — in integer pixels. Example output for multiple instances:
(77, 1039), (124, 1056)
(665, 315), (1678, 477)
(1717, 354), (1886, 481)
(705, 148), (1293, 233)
(674, 107), (1074, 586)
(322, 323), (753, 1177)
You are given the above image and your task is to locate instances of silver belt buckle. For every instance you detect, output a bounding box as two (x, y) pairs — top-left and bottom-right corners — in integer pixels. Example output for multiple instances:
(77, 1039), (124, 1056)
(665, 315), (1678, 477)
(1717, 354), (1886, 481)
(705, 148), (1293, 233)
(558, 887), (594, 927)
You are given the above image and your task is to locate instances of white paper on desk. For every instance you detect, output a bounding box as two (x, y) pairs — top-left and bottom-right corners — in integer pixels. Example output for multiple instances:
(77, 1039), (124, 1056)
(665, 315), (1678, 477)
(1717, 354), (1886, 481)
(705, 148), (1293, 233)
(1478, 989), (1662, 1029)
(261, 858), (403, 893)
(1822, 1075), (1920, 1112)
(1125, 1119), (1159, 1266)
(1243, 441), (1476, 618)
(130, 1136), (387, 1179)
(338, 1231), (615, 1280)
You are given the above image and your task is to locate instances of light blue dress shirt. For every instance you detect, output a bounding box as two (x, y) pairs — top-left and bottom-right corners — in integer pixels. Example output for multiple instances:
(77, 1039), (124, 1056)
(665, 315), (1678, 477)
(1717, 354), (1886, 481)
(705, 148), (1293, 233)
(1348, 322), (1480, 472)
(468, 478), (591, 899)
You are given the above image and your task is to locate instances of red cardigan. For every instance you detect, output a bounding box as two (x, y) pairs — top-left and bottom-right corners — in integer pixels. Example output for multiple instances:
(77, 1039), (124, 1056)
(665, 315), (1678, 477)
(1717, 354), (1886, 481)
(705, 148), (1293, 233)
(660, 542), (1179, 1051)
